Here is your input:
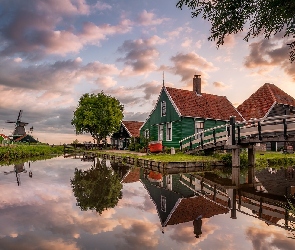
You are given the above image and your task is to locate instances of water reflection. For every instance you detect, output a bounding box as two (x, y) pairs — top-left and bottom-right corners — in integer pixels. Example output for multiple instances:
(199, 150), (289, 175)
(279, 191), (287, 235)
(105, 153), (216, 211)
(1, 156), (294, 249)
(139, 165), (295, 238)
(71, 158), (123, 214)
(3, 162), (32, 186)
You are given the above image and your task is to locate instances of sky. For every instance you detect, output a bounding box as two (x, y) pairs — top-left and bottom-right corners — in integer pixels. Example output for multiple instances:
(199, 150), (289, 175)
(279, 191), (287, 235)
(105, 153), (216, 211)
(0, 0), (294, 145)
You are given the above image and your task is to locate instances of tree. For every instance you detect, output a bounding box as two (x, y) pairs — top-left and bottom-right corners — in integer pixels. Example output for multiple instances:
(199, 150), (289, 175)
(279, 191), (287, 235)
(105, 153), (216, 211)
(71, 159), (123, 214)
(71, 92), (124, 145)
(176, 0), (295, 62)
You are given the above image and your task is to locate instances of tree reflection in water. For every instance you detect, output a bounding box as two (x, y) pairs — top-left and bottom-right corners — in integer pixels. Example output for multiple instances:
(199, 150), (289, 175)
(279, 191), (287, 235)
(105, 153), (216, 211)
(71, 158), (123, 214)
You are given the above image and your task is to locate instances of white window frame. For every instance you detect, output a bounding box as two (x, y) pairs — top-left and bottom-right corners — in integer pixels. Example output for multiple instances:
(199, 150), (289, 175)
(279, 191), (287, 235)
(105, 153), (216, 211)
(161, 101), (166, 117)
(161, 195), (166, 212)
(166, 122), (172, 141)
(158, 124), (164, 141)
(145, 129), (149, 139)
(195, 121), (204, 139)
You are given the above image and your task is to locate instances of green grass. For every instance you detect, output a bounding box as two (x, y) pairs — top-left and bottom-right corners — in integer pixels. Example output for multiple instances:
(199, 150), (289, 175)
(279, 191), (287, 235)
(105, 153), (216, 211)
(0, 145), (63, 162)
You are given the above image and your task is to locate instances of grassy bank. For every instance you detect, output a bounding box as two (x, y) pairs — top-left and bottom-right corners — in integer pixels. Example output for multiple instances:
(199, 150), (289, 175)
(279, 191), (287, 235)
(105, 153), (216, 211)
(0, 145), (63, 162)
(98, 150), (295, 168)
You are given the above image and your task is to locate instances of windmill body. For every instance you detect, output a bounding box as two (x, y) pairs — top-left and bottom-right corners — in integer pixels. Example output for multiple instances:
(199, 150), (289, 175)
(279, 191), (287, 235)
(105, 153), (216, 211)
(6, 110), (37, 143)
(7, 110), (28, 137)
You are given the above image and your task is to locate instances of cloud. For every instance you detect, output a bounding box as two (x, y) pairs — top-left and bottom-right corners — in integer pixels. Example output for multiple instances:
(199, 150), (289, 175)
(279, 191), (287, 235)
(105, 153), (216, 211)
(246, 222), (295, 250)
(165, 219), (219, 246)
(213, 81), (228, 89)
(244, 35), (295, 80)
(118, 36), (166, 75)
(103, 80), (162, 108)
(165, 27), (184, 39)
(117, 218), (159, 250)
(169, 52), (218, 87)
(123, 112), (149, 122)
(0, 0), (132, 59)
(136, 10), (170, 26)
(181, 38), (192, 48)
(93, 1), (112, 11)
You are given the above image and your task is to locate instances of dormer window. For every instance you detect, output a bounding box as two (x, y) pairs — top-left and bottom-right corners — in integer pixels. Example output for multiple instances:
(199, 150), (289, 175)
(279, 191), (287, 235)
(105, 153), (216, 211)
(161, 101), (166, 117)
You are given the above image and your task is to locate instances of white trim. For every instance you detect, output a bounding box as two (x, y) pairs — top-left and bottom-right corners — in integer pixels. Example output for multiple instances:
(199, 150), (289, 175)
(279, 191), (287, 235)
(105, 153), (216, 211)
(164, 87), (182, 117)
(263, 101), (277, 119)
(139, 87), (166, 130)
(166, 122), (172, 141)
(158, 124), (164, 141)
(121, 122), (132, 137)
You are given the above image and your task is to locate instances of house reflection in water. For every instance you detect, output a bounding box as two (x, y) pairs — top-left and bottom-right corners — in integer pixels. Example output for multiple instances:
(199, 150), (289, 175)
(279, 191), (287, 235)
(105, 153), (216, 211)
(140, 169), (230, 236)
(4, 162), (32, 186)
(140, 165), (295, 236)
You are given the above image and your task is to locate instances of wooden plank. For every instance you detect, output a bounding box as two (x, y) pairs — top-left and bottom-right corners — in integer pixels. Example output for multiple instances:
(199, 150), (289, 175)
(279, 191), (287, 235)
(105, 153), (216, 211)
(262, 209), (285, 219)
(216, 193), (229, 202)
(261, 124), (284, 133)
(241, 201), (259, 211)
(239, 126), (258, 136)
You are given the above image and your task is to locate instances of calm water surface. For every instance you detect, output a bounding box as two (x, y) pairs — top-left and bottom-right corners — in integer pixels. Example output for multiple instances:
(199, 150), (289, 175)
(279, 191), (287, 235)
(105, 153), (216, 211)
(0, 156), (295, 250)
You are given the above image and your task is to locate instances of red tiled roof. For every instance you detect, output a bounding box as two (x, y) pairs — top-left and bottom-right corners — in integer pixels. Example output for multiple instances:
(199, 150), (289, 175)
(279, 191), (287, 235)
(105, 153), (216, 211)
(166, 87), (243, 121)
(122, 168), (140, 183)
(166, 196), (229, 226)
(0, 134), (10, 140)
(237, 83), (295, 120)
(122, 121), (144, 137)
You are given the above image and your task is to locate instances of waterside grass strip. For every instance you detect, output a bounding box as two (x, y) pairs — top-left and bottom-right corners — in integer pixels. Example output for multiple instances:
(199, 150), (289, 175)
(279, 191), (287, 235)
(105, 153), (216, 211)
(98, 152), (224, 174)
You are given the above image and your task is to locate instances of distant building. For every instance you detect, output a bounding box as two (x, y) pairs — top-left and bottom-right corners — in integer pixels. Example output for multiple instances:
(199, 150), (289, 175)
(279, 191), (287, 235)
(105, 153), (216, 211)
(237, 83), (295, 151)
(111, 121), (143, 149)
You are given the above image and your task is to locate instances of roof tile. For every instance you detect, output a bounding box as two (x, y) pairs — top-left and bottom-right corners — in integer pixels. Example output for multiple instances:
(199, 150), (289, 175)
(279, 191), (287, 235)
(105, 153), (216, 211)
(166, 87), (243, 121)
(237, 83), (295, 120)
(122, 121), (144, 137)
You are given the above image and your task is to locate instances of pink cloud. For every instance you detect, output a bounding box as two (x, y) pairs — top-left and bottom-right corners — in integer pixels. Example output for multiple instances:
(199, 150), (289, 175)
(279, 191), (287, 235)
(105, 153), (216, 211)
(136, 10), (170, 26)
(118, 37), (165, 75)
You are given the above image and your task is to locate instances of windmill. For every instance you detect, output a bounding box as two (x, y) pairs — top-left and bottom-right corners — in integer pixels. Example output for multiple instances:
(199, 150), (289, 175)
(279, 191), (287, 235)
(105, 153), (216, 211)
(7, 110), (29, 138)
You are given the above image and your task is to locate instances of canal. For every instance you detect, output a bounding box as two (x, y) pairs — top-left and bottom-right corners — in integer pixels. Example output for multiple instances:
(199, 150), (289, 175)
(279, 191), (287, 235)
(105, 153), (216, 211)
(0, 156), (294, 249)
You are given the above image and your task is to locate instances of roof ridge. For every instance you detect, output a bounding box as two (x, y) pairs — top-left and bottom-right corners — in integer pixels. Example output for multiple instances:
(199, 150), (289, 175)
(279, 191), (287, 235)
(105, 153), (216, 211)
(265, 83), (277, 103)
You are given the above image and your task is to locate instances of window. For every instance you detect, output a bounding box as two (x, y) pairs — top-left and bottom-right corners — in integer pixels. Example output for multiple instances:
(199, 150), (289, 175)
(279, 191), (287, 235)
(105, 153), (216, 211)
(166, 122), (172, 141)
(158, 124), (164, 141)
(195, 121), (204, 139)
(161, 101), (166, 117)
(145, 129), (149, 139)
(161, 195), (166, 212)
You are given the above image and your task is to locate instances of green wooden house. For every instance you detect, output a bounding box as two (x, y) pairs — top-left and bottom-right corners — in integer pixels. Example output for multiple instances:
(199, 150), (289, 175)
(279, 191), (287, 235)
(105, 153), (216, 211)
(140, 75), (244, 148)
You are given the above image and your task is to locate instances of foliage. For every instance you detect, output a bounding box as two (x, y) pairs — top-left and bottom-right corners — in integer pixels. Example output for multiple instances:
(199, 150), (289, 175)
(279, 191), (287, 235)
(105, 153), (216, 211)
(71, 92), (124, 144)
(213, 150), (248, 167)
(71, 159), (123, 214)
(0, 145), (63, 162)
(177, 0), (295, 62)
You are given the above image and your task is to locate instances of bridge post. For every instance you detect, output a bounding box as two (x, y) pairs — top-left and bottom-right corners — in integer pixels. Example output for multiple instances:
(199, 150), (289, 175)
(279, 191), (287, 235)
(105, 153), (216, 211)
(232, 147), (240, 186)
(248, 145), (255, 185)
(230, 116), (236, 145)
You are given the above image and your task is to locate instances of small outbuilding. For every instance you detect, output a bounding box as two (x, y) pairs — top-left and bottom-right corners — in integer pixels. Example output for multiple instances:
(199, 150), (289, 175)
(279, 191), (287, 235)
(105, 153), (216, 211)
(111, 121), (143, 150)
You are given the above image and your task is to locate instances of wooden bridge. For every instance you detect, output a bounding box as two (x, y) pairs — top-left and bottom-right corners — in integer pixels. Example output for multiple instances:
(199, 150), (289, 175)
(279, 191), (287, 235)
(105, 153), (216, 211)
(179, 115), (295, 152)
(179, 115), (295, 185)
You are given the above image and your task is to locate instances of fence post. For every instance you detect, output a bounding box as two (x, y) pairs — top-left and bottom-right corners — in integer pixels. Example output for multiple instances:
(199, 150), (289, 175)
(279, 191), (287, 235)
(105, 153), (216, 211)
(189, 137), (192, 150)
(283, 118), (287, 139)
(213, 129), (216, 145)
(201, 133), (204, 148)
(180, 141), (182, 151)
(230, 116), (236, 145)
(258, 121), (262, 140)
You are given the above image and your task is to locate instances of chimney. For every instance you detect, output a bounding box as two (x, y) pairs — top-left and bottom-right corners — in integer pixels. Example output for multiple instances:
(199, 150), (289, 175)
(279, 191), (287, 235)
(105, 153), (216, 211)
(193, 75), (201, 95)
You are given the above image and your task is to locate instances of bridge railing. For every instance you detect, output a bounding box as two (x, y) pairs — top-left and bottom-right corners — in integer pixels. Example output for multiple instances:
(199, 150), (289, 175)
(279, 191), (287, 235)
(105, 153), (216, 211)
(180, 114), (295, 151)
(179, 124), (230, 151)
(237, 115), (295, 142)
